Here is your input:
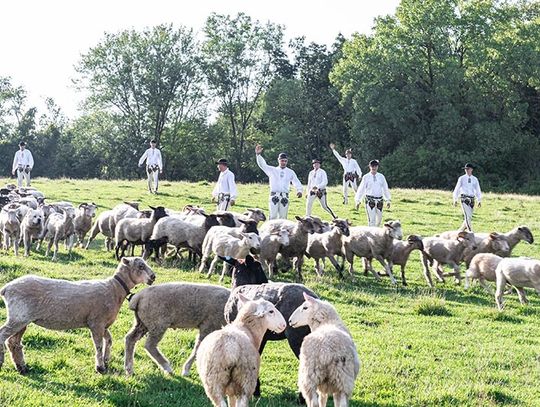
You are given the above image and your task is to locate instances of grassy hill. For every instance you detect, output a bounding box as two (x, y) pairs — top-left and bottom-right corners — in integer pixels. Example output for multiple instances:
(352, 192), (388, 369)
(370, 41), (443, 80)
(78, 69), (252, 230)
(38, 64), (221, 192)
(0, 177), (540, 406)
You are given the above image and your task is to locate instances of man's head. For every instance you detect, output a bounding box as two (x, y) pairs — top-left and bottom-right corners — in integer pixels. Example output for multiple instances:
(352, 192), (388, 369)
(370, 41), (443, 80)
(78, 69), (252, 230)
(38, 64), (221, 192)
(19, 141), (26, 151)
(463, 163), (474, 176)
(149, 139), (157, 148)
(369, 159), (379, 173)
(216, 158), (229, 172)
(277, 153), (288, 169)
(345, 149), (352, 159)
(312, 158), (321, 170)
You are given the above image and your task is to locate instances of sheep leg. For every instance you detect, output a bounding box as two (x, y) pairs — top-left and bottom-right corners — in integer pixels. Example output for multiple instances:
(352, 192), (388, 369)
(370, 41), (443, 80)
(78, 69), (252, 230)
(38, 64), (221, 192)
(90, 326), (107, 373)
(334, 393), (347, 407)
(400, 265), (407, 286)
(314, 259), (323, 277)
(198, 253), (209, 273)
(46, 236), (54, 257)
(318, 392), (328, 407)
(206, 257), (219, 278)
(515, 287), (529, 305)
(303, 388), (320, 407)
(375, 256), (396, 285)
(52, 234), (60, 261)
(102, 329), (113, 367)
(124, 319), (148, 376)
(495, 274), (507, 311)
(366, 258), (381, 282)
(182, 330), (205, 376)
(363, 257), (371, 276)
(433, 261), (446, 282)
(294, 256), (305, 283)
(144, 329), (173, 374)
(420, 253), (435, 288)
(450, 262), (461, 284)
(85, 223), (100, 249)
(219, 262), (229, 283)
(328, 255), (344, 279)
(478, 278), (495, 294)
(7, 327), (27, 374)
(235, 395), (249, 407)
(266, 260), (274, 278)
(0, 319), (29, 371)
(13, 234), (19, 257)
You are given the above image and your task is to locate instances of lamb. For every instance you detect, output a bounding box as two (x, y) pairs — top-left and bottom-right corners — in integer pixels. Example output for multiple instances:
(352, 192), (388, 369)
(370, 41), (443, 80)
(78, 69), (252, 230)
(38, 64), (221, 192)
(420, 231), (477, 287)
(197, 295), (286, 407)
(115, 206), (168, 260)
(259, 216), (318, 282)
(464, 253), (504, 292)
(289, 293), (360, 407)
(342, 220), (403, 284)
(0, 257), (155, 374)
(199, 232), (262, 281)
(223, 255), (269, 289)
(259, 227), (291, 278)
(387, 235), (424, 286)
(85, 209), (115, 250)
(306, 218), (351, 278)
(74, 202), (98, 247)
(224, 282), (319, 400)
(40, 208), (77, 261)
(0, 208), (21, 256)
(20, 208), (44, 257)
(495, 257), (540, 310)
(124, 283), (231, 377)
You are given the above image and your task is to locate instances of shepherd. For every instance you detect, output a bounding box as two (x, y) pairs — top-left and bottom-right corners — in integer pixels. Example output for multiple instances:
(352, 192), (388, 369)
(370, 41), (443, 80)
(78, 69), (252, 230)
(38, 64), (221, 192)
(355, 159), (391, 227)
(211, 158), (237, 211)
(306, 158), (336, 218)
(138, 139), (163, 194)
(12, 141), (34, 188)
(453, 163), (482, 232)
(330, 143), (362, 205)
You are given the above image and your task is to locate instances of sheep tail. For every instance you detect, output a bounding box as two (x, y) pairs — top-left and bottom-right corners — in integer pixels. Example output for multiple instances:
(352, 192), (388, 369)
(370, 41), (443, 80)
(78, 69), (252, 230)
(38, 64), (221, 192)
(128, 293), (140, 311)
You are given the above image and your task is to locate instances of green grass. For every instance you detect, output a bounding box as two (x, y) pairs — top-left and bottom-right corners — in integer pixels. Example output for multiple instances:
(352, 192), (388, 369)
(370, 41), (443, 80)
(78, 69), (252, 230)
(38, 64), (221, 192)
(1, 177), (540, 406)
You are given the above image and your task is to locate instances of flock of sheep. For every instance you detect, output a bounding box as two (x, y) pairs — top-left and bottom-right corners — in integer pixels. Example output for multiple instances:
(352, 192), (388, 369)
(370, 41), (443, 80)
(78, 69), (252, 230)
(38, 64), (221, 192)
(0, 183), (538, 406)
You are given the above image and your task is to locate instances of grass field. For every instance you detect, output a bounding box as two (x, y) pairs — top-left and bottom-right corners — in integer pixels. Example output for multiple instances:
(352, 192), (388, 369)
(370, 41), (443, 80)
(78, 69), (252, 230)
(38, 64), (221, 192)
(1, 177), (540, 406)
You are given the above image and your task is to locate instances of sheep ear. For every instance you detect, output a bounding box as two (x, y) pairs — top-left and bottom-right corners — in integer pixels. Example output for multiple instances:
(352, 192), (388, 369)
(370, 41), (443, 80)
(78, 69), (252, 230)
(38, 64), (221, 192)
(238, 219), (247, 224)
(254, 303), (266, 317)
(384, 223), (393, 229)
(346, 219), (352, 225)
(295, 215), (302, 221)
(237, 293), (250, 308)
(78, 203), (86, 209)
(121, 257), (130, 266)
(149, 206), (156, 211)
(489, 232), (498, 240)
(303, 292), (316, 303)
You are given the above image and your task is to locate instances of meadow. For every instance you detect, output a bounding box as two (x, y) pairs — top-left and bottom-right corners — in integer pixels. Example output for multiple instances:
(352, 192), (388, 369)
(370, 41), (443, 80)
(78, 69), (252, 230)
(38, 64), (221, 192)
(1, 177), (540, 407)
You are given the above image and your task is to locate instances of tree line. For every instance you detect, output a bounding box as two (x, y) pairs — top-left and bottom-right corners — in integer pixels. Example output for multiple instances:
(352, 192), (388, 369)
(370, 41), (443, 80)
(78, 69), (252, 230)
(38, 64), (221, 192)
(0, 0), (539, 192)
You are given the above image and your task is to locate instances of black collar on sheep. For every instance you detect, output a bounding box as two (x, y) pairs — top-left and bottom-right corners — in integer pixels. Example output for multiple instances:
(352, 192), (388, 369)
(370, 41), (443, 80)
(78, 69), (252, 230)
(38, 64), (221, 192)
(113, 274), (134, 301)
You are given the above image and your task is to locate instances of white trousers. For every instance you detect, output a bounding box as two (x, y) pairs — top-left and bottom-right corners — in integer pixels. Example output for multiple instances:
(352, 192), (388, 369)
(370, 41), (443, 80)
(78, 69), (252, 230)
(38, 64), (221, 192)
(342, 174), (358, 204)
(365, 197), (383, 227)
(217, 193), (231, 211)
(17, 168), (31, 188)
(146, 166), (159, 192)
(460, 196), (475, 231)
(269, 192), (289, 220)
(306, 190), (336, 218)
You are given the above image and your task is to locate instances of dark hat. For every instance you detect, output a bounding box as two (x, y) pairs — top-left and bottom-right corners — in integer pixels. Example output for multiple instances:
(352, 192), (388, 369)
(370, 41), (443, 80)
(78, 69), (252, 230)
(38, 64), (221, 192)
(216, 158), (229, 165)
(463, 163), (475, 169)
(312, 158), (321, 164)
(278, 153), (288, 160)
(19, 141), (26, 146)
(369, 159), (380, 167)
(345, 149), (352, 154)
(150, 139), (157, 144)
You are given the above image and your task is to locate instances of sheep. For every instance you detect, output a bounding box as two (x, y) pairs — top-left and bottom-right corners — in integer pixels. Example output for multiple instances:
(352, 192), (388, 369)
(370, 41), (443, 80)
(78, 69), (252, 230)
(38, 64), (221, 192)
(115, 206), (168, 260)
(342, 220), (403, 284)
(85, 209), (115, 250)
(289, 293), (360, 407)
(20, 208), (44, 257)
(3, 202), (29, 223)
(197, 295), (286, 407)
(109, 202), (140, 237)
(438, 230), (510, 266)
(306, 218), (351, 278)
(40, 208), (77, 261)
(0, 208), (21, 256)
(124, 283), (231, 377)
(74, 202), (98, 247)
(388, 235), (424, 286)
(465, 253), (504, 292)
(259, 227), (291, 278)
(223, 255), (269, 289)
(420, 231), (477, 287)
(222, 208), (267, 226)
(224, 282), (319, 400)
(200, 232), (262, 281)
(259, 216), (318, 282)
(475, 226), (534, 255)
(0, 257), (155, 374)
(495, 257), (540, 310)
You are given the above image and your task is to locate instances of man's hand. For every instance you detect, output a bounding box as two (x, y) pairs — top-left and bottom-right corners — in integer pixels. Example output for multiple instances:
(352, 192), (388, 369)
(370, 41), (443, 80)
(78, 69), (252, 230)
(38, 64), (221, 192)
(230, 200), (235, 206)
(11, 170), (15, 176)
(255, 144), (263, 155)
(478, 202), (482, 208)
(355, 202), (360, 210)
(138, 164), (143, 168)
(296, 192), (302, 198)
(211, 196), (216, 203)
(160, 170), (163, 174)
(453, 201), (457, 207)
(386, 202), (391, 210)
(329, 143), (335, 150)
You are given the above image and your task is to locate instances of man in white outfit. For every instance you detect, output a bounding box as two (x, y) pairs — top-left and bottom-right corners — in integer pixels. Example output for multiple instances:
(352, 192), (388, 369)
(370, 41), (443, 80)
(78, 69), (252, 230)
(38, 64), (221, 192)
(330, 143), (362, 204)
(12, 141), (34, 188)
(355, 160), (391, 227)
(306, 158), (336, 218)
(255, 144), (303, 220)
(212, 158), (237, 211)
(453, 163), (482, 231)
(138, 139), (163, 194)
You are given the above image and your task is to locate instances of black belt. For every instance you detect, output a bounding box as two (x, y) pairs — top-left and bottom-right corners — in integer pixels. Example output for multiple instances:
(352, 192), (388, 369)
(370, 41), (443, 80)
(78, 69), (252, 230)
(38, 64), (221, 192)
(147, 165), (159, 172)
(366, 195), (383, 200)
(270, 192), (288, 197)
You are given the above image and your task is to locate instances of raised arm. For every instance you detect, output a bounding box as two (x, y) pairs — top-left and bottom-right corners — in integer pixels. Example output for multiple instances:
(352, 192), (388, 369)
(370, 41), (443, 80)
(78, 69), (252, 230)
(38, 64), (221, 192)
(255, 153), (273, 176)
(331, 147), (346, 167)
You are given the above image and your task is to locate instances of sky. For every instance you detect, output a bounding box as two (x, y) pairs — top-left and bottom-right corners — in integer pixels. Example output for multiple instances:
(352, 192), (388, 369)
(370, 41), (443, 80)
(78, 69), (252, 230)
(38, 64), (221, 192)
(1, 0), (401, 118)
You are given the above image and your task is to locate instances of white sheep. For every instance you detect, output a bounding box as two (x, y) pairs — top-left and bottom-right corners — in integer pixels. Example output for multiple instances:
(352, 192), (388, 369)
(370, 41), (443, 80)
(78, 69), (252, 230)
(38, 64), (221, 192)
(124, 282), (231, 376)
(289, 293), (360, 407)
(85, 209), (115, 250)
(0, 208), (21, 256)
(196, 295), (286, 407)
(495, 257), (540, 310)
(372, 235), (424, 286)
(465, 253), (504, 292)
(21, 208), (44, 257)
(109, 202), (140, 237)
(41, 208), (76, 261)
(74, 202), (97, 247)
(259, 227), (290, 277)
(0, 257), (155, 374)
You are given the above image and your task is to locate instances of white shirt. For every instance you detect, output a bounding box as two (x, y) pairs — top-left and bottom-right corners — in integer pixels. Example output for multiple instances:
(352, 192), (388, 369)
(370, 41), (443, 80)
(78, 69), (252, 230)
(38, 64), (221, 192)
(332, 149), (362, 175)
(138, 148), (163, 170)
(212, 169), (238, 200)
(307, 168), (328, 191)
(12, 149), (34, 172)
(256, 154), (303, 194)
(355, 172), (391, 203)
(453, 174), (481, 203)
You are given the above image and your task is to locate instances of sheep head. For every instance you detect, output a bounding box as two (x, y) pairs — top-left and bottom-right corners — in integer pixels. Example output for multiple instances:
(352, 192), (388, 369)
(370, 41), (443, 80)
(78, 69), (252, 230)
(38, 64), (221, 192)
(120, 257), (155, 286)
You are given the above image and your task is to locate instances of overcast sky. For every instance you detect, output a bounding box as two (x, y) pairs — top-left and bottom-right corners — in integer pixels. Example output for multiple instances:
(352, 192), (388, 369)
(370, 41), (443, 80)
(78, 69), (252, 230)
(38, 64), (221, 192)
(1, 0), (400, 118)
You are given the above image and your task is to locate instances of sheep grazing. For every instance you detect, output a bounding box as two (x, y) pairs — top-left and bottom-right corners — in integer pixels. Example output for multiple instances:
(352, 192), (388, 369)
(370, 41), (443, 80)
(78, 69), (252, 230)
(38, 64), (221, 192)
(222, 255), (269, 289)
(289, 293), (360, 407)
(224, 282), (319, 400)
(342, 220), (403, 284)
(115, 206), (168, 260)
(259, 227), (291, 278)
(197, 295), (286, 407)
(21, 208), (44, 257)
(306, 218), (351, 278)
(259, 216), (318, 282)
(40, 208), (76, 261)
(124, 282), (231, 377)
(74, 202), (97, 247)
(0, 257), (155, 374)
(0, 208), (21, 256)
(85, 209), (115, 250)
(465, 253), (504, 292)
(420, 231), (477, 287)
(495, 257), (540, 310)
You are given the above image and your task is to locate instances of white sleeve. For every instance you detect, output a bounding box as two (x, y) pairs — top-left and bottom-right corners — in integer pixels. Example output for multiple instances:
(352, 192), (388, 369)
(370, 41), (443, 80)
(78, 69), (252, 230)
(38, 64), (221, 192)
(157, 150), (163, 170)
(476, 179), (482, 202)
(12, 152), (18, 172)
(291, 171), (303, 194)
(138, 149), (148, 167)
(229, 172), (238, 200)
(355, 176), (366, 204)
(212, 175), (219, 198)
(28, 151), (34, 169)
(318, 171), (328, 189)
(353, 160), (362, 176)
(306, 171), (312, 191)
(452, 177), (461, 203)
(332, 149), (346, 168)
(381, 175), (391, 201)
(256, 154), (273, 177)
